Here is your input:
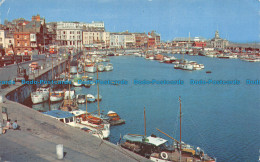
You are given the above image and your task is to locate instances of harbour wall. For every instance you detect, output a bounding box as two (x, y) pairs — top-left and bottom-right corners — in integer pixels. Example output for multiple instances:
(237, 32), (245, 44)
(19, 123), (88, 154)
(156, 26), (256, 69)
(5, 60), (67, 103)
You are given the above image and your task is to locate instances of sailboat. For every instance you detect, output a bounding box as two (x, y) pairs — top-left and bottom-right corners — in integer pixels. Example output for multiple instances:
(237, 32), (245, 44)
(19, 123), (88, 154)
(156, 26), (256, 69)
(120, 107), (167, 158)
(149, 97), (216, 162)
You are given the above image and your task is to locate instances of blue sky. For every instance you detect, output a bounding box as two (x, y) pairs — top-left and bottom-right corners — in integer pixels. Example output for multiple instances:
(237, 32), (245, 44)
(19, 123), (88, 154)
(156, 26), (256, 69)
(0, 0), (259, 42)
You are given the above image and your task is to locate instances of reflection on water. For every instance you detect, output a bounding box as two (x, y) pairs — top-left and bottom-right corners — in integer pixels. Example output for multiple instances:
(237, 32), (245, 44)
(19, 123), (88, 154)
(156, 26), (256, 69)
(31, 102), (62, 112)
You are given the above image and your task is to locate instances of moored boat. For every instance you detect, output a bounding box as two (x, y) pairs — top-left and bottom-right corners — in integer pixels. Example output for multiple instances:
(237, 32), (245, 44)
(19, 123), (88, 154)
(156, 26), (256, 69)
(106, 111), (125, 126)
(105, 63), (113, 71)
(50, 91), (64, 103)
(86, 94), (96, 102)
(31, 87), (50, 104)
(76, 94), (86, 104)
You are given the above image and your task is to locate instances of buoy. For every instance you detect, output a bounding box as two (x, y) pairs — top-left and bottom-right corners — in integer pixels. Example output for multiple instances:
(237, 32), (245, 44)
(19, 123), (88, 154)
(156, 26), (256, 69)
(56, 144), (64, 159)
(160, 152), (168, 160)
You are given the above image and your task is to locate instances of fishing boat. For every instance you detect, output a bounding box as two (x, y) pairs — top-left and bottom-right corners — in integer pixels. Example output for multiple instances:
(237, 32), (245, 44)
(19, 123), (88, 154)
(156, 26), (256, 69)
(76, 94), (86, 104)
(31, 87), (50, 104)
(106, 111), (125, 126)
(50, 91), (64, 103)
(86, 94), (96, 102)
(149, 97), (216, 162)
(104, 63), (113, 71)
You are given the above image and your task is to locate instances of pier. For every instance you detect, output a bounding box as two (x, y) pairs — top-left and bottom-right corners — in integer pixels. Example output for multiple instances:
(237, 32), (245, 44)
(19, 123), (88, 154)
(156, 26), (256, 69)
(0, 53), (149, 162)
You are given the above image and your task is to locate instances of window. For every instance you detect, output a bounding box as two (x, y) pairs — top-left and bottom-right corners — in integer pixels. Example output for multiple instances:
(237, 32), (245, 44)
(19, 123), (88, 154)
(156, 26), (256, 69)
(65, 118), (69, 123)
(24, 35), (27, 39)
(25, 43), (27, 46)
(0, 38), (2, 42)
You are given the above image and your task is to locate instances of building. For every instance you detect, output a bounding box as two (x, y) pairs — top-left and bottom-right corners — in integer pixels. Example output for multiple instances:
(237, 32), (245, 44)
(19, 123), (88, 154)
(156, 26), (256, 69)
(0, 30), (6, 49)
(147, 35), (156, 48)
(13, 31), (31, 55)
(123, 31), (135, 48)
(110, 33), (126, 49)
(14, 15), (46, 54)
(82, 27), (110, 49)
(56, 22), (83, 48)
(172, 37), (207, 47)
(149, 31), (161, 47)
(46, 22), (57, 45)
(193, 41), (207, 48)
(209, 30), (229, 49)
(134, 33), (148, 48)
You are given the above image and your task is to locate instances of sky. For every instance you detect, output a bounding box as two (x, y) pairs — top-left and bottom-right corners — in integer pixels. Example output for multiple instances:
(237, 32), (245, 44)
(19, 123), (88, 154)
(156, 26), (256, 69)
(0, 0), (259, 43)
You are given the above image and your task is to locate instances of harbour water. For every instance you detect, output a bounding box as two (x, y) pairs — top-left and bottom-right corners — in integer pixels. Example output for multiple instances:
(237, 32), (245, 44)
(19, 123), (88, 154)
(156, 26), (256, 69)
(24, 54), (260, 162)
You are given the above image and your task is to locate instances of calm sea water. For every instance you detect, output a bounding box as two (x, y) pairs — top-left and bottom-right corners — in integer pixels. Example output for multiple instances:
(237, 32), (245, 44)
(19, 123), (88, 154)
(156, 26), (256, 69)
(24, 54), (260, 162)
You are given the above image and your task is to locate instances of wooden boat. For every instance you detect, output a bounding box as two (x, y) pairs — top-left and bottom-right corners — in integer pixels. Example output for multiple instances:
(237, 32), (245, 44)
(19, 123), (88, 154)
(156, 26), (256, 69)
(149, 97), (216, 162)
(106, 111), (125, 126)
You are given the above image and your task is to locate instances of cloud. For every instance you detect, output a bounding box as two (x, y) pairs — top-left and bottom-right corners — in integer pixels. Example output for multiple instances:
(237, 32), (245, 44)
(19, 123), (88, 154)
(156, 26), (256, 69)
(0, 0), (5, 7)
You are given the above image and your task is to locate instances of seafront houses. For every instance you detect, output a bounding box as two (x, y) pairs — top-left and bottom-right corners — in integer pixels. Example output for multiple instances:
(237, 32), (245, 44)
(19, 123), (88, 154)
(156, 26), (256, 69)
(110, 33), (126, 49)
(134, 33), (148, 48)
(56, 21), (105, 49)
(56, 22), (83, 48)
(82, 27), (110, 50)
(13, 14), (47, 55)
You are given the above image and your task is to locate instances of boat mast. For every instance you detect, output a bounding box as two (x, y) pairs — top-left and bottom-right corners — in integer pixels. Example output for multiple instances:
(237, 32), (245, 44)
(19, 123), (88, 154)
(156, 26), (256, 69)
(68, 60), (71, 106)
(144, 106), (146, 137)
(179, 96), (182, 162)
(97, 67), (100, 116)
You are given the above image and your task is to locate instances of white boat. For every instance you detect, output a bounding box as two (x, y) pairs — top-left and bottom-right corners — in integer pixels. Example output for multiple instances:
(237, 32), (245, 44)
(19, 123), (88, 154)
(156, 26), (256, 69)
(71, 110), (110, 139)
(85, 63), (97, 73)
(76, 94), (86, 104)
(86, 94), (96, 102)
(31, 88), (50, 104)
(64, 90), (75, 100)
(97, 64), (105, 72)
(42, 110), (105, 139)
(105, 63), (113, 71)
(50, 91), (64, 103)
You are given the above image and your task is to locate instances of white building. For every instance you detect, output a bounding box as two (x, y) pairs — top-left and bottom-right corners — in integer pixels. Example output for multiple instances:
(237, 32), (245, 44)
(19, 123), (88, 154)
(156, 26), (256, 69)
(0, 29), (14, 54)
(0, 30), (6, 49)
(82, 27), (110, 49)
(110, 33), (126, 49)
(56, 21), (105, 48)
